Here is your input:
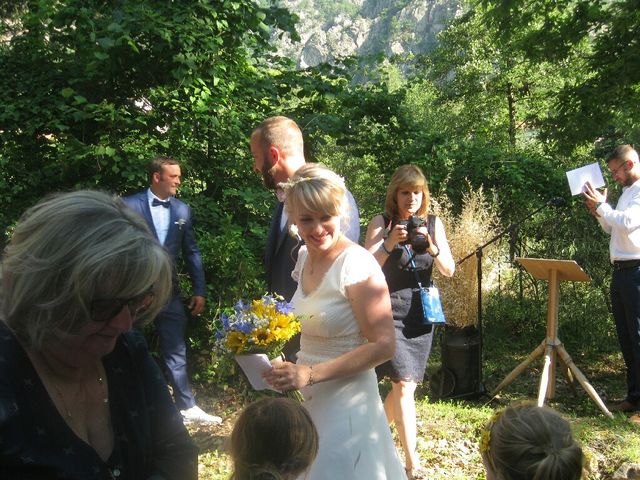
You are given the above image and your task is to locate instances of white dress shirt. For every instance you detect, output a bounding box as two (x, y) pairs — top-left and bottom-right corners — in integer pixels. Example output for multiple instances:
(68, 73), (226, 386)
(596, 179), (640, 261)
(147, 189), (171, 245)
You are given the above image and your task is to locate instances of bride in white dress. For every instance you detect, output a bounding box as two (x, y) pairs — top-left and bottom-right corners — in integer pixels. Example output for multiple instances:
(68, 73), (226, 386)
(263, 164), (407, 480)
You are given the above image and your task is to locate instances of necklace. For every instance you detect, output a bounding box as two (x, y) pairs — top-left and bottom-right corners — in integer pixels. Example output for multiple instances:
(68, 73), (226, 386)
(50, 379), (81, 418)
(97, 366), (109, 405)
(37, 354), (108, 418)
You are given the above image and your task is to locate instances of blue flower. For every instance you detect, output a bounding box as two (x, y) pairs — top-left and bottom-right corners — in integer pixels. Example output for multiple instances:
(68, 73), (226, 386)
(276, 300), (294, 314)
(234, 299), (248, 314)
(220, 312), (230, 330)
(261, 294), (276, 305)
(235, 319), (254, 334)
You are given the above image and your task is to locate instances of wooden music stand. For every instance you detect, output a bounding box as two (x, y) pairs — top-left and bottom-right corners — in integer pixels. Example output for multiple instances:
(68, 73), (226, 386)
(491, 258), (613, 418)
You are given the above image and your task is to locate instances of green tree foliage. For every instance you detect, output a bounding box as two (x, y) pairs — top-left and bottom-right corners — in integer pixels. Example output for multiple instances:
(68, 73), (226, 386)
(426, 6), (573, 152)
(0, 0), (624, 384)
(0, 0), (305, 310)
(478, 0), (640, 151)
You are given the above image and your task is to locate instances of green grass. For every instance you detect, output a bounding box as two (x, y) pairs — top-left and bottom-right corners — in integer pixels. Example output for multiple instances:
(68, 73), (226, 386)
(189, 318), (640, 479)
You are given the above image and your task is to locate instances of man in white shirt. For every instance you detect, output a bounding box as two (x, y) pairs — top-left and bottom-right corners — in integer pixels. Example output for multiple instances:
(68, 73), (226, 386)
(584, 144), (640, 414)
(123, 157), (221, 424)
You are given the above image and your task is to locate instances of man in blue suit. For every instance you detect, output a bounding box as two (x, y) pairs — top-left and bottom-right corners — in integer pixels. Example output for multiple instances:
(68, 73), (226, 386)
(250, 117), (361, 360)
(123, 156), (221, 424)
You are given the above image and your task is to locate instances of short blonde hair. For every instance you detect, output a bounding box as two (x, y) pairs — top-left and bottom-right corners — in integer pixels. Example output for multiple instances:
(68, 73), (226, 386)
(282, 163), (348, 222)
(1, 190), (173, 348)
(481, 403), (584, 480)
(230, 397), (319, 480)
(384, 164), (430, 221)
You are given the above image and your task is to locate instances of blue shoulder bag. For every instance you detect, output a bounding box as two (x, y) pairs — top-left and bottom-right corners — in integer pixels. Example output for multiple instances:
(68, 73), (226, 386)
(404, 245), (446, 326)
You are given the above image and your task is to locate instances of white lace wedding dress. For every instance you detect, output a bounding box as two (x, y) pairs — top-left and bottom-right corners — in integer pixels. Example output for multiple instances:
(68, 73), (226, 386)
(292, 245), (407, 480)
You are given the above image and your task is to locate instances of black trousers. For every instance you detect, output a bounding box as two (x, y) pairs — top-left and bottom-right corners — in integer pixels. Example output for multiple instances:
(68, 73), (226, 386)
(611, 265), (640, 403)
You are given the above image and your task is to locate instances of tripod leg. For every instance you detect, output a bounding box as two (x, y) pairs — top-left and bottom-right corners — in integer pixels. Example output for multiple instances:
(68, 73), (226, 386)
(491, 340), (545, 396)
(537, 343), (554, 406)
(557, 346), (578, 397)
(556, 345), (613, 418)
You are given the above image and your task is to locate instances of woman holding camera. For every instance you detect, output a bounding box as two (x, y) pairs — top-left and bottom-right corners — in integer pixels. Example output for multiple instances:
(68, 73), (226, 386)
(365, 164), (455, 479)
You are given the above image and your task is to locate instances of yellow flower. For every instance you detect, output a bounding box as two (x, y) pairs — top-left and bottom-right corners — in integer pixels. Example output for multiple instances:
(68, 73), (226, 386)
(479, 428), (491, 455)
(479, 409), (504, 457)
(219, 294), (300, 356)
(226, 331), (248, 354)
(252, 327), (275, 346)
(252, 300), (275, 320)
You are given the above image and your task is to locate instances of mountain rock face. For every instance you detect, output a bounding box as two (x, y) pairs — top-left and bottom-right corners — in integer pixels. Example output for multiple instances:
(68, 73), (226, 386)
(274, 0), (462, 68)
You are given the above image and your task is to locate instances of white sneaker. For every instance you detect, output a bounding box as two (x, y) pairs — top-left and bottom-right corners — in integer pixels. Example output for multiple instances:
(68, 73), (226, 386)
(180, 405), (222, 424)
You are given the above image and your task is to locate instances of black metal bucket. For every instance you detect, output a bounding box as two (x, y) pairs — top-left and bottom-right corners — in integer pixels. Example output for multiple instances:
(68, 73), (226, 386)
(431, 326), (483, 399)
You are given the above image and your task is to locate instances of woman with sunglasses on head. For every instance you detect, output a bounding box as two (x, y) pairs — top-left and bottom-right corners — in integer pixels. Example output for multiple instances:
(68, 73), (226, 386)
(0, 190), (198, 479)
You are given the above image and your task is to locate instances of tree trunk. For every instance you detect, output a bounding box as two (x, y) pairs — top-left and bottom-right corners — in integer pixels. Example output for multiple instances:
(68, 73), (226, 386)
(507, 82), (516, 148)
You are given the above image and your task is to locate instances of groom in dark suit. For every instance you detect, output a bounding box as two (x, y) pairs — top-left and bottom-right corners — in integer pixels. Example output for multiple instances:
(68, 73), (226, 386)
(123, 156), (221, 424)
(250, 117), (361, 360)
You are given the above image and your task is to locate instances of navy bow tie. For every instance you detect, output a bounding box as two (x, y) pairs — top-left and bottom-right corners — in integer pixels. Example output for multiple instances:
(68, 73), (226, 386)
(152, 198), (171, 208)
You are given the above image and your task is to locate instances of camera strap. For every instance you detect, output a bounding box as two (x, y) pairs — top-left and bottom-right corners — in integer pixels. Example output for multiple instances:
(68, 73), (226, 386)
(403, 245), (426, 289)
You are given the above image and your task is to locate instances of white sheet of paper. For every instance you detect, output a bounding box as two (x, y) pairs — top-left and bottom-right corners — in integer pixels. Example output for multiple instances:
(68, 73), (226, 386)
(566, 162), (605, 196)
(234, 354), (279, 392)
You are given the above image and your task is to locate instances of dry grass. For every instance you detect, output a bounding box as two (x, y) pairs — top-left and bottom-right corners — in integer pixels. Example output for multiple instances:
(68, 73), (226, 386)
(432, 185), (502, 328)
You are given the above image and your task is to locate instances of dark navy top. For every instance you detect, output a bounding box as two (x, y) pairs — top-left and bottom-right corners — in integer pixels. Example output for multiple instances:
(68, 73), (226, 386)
(0, 322), (198, 479)
(376, 214), (437, 382)
(382, 214), (436, 337)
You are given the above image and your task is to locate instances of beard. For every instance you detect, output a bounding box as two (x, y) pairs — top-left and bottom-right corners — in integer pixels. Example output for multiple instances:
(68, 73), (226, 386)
(261, 162), (278, 190)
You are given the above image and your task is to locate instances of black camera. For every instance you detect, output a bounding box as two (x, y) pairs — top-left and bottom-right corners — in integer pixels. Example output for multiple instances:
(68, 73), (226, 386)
(397, 215), (430, 253)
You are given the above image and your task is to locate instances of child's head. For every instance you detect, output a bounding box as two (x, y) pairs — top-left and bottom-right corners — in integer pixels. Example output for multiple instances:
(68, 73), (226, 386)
(230, 397), (319, 480)
(480, 403), (584, 480)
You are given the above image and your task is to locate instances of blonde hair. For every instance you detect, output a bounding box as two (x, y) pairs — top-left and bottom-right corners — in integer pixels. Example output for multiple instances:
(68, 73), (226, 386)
(1, 190), (173, 348)
(384, 164), (430, 221)
(230, 397), (319, 480)
(282, 163), (348, 223)
(480, 403), (584, 480)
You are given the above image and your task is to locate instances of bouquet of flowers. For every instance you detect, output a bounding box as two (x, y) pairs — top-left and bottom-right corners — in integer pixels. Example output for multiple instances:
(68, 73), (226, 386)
(216, 294), (303, 400)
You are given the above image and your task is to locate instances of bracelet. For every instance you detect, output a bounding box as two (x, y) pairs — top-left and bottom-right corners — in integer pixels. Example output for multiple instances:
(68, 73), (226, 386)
(431, 247), (440, 258)
(379, 242), (393, 255)
(307, 365), (314, 386)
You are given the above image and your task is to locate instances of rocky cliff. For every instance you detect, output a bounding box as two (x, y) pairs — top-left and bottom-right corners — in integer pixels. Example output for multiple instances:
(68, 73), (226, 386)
(274, 0), (462, 68)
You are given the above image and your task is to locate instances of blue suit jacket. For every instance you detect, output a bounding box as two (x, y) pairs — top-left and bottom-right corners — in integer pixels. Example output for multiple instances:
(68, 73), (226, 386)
(123, 191), (206, 298)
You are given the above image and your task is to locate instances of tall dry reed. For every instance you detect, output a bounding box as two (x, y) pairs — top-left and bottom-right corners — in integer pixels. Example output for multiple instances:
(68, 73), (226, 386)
(432, 186), (501, 328)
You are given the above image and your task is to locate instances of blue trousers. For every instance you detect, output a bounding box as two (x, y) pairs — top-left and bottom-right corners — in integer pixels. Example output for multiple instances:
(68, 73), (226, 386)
(611, 265), (640, 403)
(155, 296), (195, 410)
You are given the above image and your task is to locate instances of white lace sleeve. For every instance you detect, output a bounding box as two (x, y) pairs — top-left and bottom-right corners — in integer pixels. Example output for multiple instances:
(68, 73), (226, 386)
(339, 245), (385, 294)
(291, 245), (307, 283)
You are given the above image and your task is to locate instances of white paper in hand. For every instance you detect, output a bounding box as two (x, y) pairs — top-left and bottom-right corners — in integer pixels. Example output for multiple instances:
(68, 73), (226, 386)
(566, 162), (605, 196)
(234, 354), (279, 392)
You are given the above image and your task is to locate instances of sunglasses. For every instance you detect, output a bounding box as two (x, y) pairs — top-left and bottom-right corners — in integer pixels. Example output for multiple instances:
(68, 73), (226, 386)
(90, 290), (155, 323)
